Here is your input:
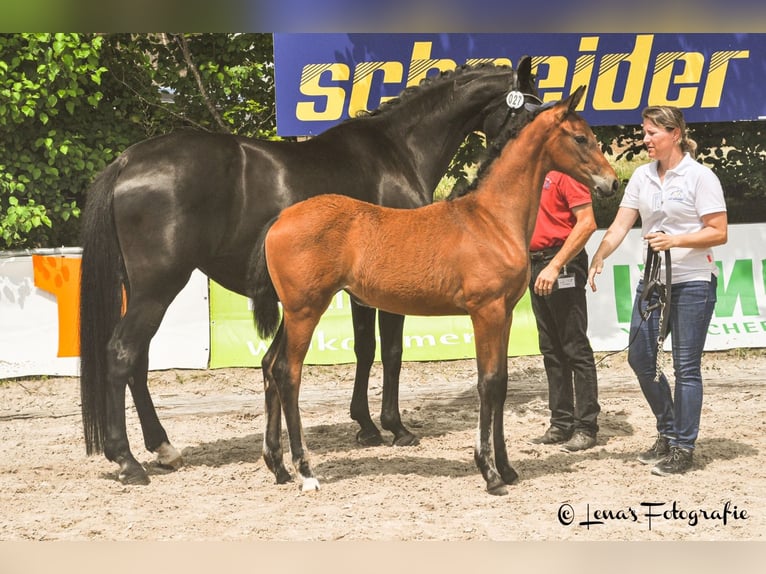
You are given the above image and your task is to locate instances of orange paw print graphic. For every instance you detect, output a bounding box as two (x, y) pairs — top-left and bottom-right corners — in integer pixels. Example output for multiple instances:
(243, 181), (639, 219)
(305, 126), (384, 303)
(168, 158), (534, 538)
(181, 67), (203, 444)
(33, 255), (81, 357)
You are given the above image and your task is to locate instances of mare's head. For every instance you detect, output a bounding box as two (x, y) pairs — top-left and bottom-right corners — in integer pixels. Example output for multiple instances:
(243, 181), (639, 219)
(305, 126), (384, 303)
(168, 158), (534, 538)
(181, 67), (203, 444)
(534, 86), (619, 198)
(360, 59), (529, 127)
(480, 55), (538, 142)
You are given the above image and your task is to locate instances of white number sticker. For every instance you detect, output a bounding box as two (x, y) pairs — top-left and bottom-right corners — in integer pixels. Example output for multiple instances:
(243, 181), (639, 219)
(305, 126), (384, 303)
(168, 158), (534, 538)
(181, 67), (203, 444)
(505, 91), (525, 109)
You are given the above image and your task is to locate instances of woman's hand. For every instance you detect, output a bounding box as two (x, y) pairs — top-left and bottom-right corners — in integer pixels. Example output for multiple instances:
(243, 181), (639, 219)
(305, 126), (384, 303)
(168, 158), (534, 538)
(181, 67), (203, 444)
(645, 232), (675, 252)
(587, 257), (603, 292)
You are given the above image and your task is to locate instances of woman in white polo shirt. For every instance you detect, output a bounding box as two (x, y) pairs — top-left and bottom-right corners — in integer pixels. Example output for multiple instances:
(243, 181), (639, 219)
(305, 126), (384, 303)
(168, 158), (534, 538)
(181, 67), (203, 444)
(587, 106), (728, 476)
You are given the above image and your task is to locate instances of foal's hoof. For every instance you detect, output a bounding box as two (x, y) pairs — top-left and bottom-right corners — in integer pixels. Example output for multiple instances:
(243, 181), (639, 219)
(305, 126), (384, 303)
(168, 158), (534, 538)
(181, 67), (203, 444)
(392, 432), (420, 447)
(275, 468), (293, 485)
(301, 477), (321, 492)
(501, 466), (519, 485)
(486, 481), (509, 496)
(118, 465), (151, 486)
(356, 428), (385, 447)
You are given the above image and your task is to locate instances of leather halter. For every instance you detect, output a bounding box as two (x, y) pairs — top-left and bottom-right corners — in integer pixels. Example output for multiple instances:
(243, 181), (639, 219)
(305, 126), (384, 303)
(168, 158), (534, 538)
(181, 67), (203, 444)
(489, 68), (545, 133)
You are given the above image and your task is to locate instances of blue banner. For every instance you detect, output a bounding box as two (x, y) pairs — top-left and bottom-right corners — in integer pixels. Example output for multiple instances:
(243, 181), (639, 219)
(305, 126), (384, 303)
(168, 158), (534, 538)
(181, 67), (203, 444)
(273, 33), (766, 136)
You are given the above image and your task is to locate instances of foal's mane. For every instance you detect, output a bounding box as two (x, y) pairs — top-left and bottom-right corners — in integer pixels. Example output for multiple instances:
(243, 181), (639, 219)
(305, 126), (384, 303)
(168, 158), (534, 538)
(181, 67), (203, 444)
(354, 63), (511, 120)
(447, 103), (545, 200)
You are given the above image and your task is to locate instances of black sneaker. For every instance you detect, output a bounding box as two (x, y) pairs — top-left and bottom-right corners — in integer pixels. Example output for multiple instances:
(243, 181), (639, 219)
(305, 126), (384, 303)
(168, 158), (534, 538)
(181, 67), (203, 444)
(652, 446), (693, 476)
(637, 434), (671, 465)
(530, 426), (572, 445)
(560, 431), (597, 452)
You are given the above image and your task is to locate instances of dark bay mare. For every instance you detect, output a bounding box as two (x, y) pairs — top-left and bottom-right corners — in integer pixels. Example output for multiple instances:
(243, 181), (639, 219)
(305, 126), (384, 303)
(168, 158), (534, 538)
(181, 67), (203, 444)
(79, 59), (538, 486)
(250, 86), (618, 495)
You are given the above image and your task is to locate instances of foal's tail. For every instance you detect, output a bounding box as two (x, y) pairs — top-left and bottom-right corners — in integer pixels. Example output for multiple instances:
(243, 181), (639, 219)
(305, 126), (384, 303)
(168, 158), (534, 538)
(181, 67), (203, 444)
(248, 218), (281, 339)
(79, 155), (128, 456)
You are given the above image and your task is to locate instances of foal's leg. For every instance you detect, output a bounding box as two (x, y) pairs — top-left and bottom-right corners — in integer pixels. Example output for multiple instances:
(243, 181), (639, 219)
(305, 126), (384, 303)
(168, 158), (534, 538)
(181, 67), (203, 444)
(274, 310), (325, 492)
(261, 322), (292, 484)
(491, 318), (517, 487)
(349, 302), (384, 446)
(378, 311), (419, 446)
(471, 308), (516, 495)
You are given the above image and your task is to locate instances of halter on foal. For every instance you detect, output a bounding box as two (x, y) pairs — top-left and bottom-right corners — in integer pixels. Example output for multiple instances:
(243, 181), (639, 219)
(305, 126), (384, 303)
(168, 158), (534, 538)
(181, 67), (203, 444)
(250, 86), (618, 495)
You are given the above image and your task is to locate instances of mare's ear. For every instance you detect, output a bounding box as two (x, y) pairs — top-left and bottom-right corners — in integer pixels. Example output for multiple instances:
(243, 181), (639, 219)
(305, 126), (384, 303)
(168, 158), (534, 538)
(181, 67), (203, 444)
(517, 55), (534, 92)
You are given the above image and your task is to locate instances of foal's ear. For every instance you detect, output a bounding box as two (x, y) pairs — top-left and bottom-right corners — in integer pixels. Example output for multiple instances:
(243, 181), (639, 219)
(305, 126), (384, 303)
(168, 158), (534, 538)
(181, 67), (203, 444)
(555, 85), (586, 122)
(566, 85), (586, 113)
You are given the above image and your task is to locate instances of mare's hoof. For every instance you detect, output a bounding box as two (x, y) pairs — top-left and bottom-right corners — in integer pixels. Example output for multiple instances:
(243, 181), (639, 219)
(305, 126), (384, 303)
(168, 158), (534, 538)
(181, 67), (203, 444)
(356, 429), (385, 447)
(155, 442), (183, 470)
(301, 477), (321, 492)
(392, 432), (420, 447)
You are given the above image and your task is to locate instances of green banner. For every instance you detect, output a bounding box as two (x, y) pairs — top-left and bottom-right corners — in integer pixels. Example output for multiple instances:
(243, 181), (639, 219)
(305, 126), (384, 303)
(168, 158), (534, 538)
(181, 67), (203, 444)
(209, 282), (540, 368)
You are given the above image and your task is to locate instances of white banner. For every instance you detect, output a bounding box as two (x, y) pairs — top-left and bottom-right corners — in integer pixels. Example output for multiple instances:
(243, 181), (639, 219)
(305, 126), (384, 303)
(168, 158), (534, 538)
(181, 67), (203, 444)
(0, 251), (209, 379)
(585, 223), (766, 351)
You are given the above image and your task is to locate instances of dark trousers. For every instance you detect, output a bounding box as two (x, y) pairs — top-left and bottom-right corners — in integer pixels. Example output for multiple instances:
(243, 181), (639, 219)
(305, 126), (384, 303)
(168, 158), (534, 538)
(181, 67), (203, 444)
(529, 249), (600, 435)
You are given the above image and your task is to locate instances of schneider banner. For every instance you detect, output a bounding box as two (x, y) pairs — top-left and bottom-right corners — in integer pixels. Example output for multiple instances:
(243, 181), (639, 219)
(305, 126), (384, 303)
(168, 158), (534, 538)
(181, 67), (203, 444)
(209, 225), (766, 368)
(273, 33), (766, 136)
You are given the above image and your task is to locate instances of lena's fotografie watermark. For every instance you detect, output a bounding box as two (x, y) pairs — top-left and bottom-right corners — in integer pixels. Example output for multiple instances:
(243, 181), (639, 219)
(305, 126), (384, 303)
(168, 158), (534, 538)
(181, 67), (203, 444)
(557, 501), (748, 530)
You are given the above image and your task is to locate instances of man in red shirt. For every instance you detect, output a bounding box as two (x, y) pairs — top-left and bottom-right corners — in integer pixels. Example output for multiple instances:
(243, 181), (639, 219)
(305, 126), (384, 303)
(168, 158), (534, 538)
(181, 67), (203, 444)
(529, 171), (601, 452)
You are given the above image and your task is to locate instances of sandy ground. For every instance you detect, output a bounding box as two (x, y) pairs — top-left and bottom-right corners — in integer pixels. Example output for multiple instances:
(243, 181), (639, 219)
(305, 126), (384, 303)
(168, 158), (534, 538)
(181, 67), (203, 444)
(1, 349), (765, 542)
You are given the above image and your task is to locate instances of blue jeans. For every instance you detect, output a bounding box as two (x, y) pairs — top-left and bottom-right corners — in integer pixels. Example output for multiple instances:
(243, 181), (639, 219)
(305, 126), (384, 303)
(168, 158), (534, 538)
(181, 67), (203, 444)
(627, 275), (717, 450)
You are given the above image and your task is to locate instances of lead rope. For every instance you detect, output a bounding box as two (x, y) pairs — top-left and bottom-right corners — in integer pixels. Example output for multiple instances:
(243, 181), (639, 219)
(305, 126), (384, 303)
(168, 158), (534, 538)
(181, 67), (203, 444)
(594, 241), (672, 372)
(638, 239), (672, 382)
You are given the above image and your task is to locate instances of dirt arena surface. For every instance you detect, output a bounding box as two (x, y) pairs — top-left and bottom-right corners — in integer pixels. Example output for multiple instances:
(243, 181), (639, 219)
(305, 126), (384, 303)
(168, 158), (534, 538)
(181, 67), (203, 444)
(1, 349), (765, 542)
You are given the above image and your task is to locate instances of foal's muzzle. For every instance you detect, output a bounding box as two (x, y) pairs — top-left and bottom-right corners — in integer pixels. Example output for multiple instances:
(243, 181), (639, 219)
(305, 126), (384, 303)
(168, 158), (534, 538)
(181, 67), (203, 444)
(592, 176), (620, 199)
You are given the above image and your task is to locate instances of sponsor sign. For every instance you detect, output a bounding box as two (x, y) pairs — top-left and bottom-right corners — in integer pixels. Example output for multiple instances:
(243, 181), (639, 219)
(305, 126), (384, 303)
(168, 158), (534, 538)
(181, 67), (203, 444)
(273, 33), (766, 135)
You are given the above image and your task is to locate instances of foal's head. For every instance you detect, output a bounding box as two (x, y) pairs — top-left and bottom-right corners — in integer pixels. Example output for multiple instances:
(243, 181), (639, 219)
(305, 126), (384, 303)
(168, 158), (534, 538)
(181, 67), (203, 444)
(448, 56), (541, 200)
(539, 86), (619, 199)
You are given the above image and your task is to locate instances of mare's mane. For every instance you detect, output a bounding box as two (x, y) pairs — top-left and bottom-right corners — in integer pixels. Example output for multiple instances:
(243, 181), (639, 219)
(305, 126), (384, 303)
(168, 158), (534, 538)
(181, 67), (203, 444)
(353, 63), (511, 121)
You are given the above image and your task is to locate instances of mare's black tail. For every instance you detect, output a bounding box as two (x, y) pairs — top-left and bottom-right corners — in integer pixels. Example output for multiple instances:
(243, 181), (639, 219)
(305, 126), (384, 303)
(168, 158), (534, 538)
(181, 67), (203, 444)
(248, 218), (281, 339)
(79, 155), (128, 455)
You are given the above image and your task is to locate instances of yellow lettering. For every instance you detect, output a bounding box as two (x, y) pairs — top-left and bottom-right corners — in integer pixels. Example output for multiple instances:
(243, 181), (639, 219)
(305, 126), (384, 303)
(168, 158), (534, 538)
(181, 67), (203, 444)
(592, 34), (653, 111)
(465, 57), (513, 68)
(570, 37), (599, 111)
(296, 63), (350, 121)
(648, 52), (704, 107)
(291, 36), (748, 128)
(701, 50), (750, 108)
(407, 41), (457, 86)
(349, 61), (404, 116)
(532, 55), (568, 104)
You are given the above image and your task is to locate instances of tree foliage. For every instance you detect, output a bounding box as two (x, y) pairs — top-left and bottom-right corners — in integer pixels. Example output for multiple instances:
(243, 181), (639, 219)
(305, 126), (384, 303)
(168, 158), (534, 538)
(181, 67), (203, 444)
(0, 33), (275, 249)
(594, 120), (766, 225)
(2, 33), (763, 248)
